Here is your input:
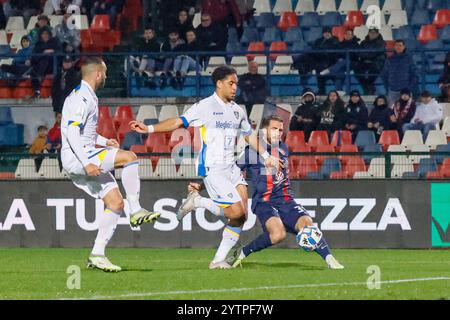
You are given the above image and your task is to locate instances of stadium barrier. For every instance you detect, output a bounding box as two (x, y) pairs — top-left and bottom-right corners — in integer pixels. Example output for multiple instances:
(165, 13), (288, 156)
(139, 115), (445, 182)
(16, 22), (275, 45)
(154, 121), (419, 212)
(1, 179), (448, 248)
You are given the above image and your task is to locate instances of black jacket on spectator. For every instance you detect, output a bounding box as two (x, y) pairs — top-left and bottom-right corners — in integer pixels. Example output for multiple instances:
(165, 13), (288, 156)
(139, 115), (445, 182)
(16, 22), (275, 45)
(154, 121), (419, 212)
(344, 99), (368, 130)
(368, 100), (392, 131)
(317, 96), (346, 133)
(195, 22), (227, 51)
(176, 20), (194, 41)
(31, 37), (62, 64)
(390, 97), (416, 130)
(312, 35), (340, 71)
(52, 66), (81, 113)
(339, 36), (360, 62)
(175, 39), (201, 60)
(236, 73), (267, 113)
(438, 52), (450, 87)
(358, 33), (386, 70)
(135, 36), (161, 58)
(289, 91), (320, 139)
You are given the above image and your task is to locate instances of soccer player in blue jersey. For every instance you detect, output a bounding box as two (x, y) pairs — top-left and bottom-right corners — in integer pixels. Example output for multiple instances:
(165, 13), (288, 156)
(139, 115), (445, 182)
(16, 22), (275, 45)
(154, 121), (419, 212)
(229, 114), (343, 269)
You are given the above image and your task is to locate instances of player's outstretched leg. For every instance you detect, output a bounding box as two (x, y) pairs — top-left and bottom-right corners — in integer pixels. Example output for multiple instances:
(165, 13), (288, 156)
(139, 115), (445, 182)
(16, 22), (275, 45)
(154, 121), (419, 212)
(177, 189), (225, 220)
(296, 216), (344, 269)
(115, 150), (160, 227)
(87, 188), (123, 272)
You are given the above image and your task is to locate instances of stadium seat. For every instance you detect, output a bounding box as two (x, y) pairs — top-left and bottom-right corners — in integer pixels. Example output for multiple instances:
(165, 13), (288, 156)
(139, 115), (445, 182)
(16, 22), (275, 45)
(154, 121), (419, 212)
(6, 16), (24, 33)
(285, 131), (305, 149)
(296, 156), (319, 177)
(393, 25), (415, 41)
(362, 144), (383, 163)
(272, 0), (293, 15)
(379, 26), (393, 41)
(283, 27), (303, 43)
(26, 16), (38, 31)
(262, 27), (282, 43)
(433, 9), (450, 28)
(409, 144), (431, 164)
(432, 144), (450, 164)
(300, 12), (321, 28)
(316, 145), (336, 165)
(353, 171), (372, 178)
(207, 56), (227, 67)
(178, 158), (199, 178)
(256, 12), (275, 29)
(230, 55), (248, 67)
(426, 171), (443, 179)
(15, 159), (41, 179)
(338, 0), (358, 14)
(308, 130), (330, 148)
(304, 27), (323, 44)
(425, 130), (447, 149)
(401, 130), (424, 149)
(145, 133), (167, 152)
(137, 158), (153, 179)
(338, 144), (359, 164)
(91, 14), (110, 31)
(367, 158), (386, 178)
(343, 156), (367, 177)
(391, 163), (415, 178)
(354, 130), (376, 149)
(12, 80), (33, 99)
(387, 144), (408, 165)
(441, 158), (450, 177)
(0, 31), (7, 45)
(99, 106), (112, 120)
(253, 0), (272, 15)
(411, 9), (431, 26)
(246, 42), (265, 60)
(130, 144), (147, 155)
(277, 12), (298, 32)
(249, 104), (265, 129)
(316, 0), (337, 15)
(38, 158), (66, 179)
(0, 107), (13, 125)
(269, 41), (287, 60)
(382, 0), (402, 14)
(121, 131), (142, 150)
(387, 10), (408, 28)
(417, 158), (438, 177)
(320, 158), (341, 178)
(417, 24), (438, 44)
(49, 15), (64, 28)
(353, 25), (369, 40)
(113, 105), (134, 129)
(361, 0), (379, 14)
(136, 105), (157, 122)
(329, 171), (348, 179)
(295, 0), (315, 15)
(331, 130), (353, 147)
(153, 158), (177, 179)
(332, 26), (346, 41)
(379, 130), (401, 151)
(442, 117), (450, 136)
(150, 144), (171, 170)
(159, 105), (179, 121)
(320, 12), (343, 27)
(169, 128), (192, 150)
(97, 118), (117, 140)
(427, 0), (445, 12)
(343, 11), (364, 29)
(9, 30), (28, 50)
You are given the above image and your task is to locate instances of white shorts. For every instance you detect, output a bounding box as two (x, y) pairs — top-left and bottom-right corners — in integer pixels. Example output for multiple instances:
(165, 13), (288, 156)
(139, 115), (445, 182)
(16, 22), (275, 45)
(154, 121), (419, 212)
(203, 163), (247, 208)
(63, 147), (119, 199)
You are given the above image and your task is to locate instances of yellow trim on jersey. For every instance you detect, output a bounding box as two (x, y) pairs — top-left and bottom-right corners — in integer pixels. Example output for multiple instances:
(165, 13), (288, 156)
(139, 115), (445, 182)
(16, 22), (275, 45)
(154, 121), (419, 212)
(200, 125), (207, 143)
(97, 150), (108, 162)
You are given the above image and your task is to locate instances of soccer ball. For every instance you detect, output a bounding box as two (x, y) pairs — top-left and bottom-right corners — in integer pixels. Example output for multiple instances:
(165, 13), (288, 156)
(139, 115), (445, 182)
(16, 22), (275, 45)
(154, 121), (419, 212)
(296, 226), (322, 252)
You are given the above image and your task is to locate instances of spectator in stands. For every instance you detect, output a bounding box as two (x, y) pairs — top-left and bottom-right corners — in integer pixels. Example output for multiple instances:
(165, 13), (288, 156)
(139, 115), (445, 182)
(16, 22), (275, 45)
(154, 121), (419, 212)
(0, 3), (6, 29)
(29, 15), (53, 45)
(236, 61), (267, 116)
(289, 88), (320, 140)
(0, 35), (32, 84)
(368, 95), (391, 140)
(173, 29), (200, 88)
(312, 27), (341, 95)
(402, 91), (443, 140)
(175, 9), (193, 42)
(51, 55), (80, 113)
(158, 0), (197, 36)
(317, 90), (346, 134)
(31, 28), (62, 98)
(55, 13), (81, 53)
(235, 0), (255, 28)
(51, 0), (83, 15)
(389, 88), (416, 136)
(90, 0), (125, 28)
(353, 28), (385, 95)
(438, 53), (450, 103)
(319, 28), (361, 92)
(343, 90), (368, 140)
(159, 29), (185, 88)
(47, 112), (62, 155)
(200, 0), (242, 30)
(195, 13), (227, 52)
(3, 0), (40, 25)
(29, 125), (50, 154)
(381, 39), (418, 106)
(131, 26), (161, 88)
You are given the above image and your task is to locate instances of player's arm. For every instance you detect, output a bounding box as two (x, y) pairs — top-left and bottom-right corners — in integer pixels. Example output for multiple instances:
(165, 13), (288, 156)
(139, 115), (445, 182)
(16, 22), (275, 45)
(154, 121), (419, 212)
(129, 118), (184, 134)
(245, 132), (282, 170)
(66, 124), (100, 176)
(96, 134), (119, 148)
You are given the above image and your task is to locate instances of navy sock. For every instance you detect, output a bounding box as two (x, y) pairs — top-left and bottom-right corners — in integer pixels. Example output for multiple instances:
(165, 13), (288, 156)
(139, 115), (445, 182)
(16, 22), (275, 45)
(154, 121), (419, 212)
(315, 236), (331, 260)
(242, 232), (272, 257)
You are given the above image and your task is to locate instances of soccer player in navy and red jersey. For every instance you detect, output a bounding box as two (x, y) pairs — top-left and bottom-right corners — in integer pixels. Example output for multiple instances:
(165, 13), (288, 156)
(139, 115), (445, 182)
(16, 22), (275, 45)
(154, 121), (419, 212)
(229, 114), (344, 269)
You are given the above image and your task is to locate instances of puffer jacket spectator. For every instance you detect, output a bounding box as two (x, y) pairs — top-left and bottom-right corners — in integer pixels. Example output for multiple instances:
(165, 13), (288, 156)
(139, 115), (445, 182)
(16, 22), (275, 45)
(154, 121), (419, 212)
(317, 90), (346, 134)
(438, 52), (450, 102)
(343, 90), (369, 139)
(289, 88), (320, 140)
(368, 95), (392, 140)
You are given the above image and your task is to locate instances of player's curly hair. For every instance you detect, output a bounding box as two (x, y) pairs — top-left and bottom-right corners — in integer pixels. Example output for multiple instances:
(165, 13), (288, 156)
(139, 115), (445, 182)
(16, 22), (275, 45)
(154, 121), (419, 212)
(211, 65), (237, 86)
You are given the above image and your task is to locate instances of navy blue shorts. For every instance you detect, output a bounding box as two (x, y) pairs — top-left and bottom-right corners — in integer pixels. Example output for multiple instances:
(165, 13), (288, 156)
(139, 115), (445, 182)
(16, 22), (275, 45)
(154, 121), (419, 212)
(253, 200), (309, 234)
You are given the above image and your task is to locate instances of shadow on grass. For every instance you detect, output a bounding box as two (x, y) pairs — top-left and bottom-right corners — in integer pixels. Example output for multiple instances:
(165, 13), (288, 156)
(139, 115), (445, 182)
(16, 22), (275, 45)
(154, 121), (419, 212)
(244, 261), (326, 270)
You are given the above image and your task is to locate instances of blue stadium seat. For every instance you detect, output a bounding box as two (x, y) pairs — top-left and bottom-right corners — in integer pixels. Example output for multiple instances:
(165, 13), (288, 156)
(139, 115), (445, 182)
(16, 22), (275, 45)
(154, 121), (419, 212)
(355, 130), (377, 149)
(255, 12), (276, 29)
(432, 144), (450, 164)
(143, 118), (159, 125)
(426, 0), (444, 12)
(306, 172), (324, 179)
(415, 0), (429, 9)
(417, 158), (438, 177)
(228, 28), (239, 43)
(226, 41), (243, 55)
(362, 144), (383, 163)
(284, 27), (304, 43)
(320, 12), (342, 27)
(402, 171), (419, 178)
(304, 26), (322, 44)
(262, 27), (282, 43)
(300, 12), (321, 29)
(121, 131), (143, 150)
(320, 158), (341, 178)
(0, 44), (11, 55)
(240, 27), (259, 44)
(403, 38), (420, 50)
(0, 107), (13, 125)
(393, 25), (415, 40)
(440, 25), (450, 43)
(0, 123), (24, 146)
(410, 9), (431, 26)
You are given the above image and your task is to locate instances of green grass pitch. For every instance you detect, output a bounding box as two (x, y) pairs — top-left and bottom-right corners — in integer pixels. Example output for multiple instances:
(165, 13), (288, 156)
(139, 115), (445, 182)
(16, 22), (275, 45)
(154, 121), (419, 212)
(0, 248), (449, 300)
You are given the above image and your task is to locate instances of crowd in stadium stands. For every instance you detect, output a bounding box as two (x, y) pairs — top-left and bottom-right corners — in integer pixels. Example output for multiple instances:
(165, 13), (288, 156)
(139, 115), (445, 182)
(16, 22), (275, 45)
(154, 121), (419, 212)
(236, 60), (267, 115)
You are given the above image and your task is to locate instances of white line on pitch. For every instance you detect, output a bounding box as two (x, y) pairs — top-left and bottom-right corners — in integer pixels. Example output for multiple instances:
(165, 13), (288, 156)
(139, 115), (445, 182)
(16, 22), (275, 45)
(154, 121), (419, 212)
(64, 277), (450, 300)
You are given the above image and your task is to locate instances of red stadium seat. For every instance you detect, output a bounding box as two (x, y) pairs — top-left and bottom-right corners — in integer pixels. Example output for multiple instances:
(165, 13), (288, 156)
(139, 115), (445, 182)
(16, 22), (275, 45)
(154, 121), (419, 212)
(330, 171), (348, 179)
(277, 12), (298, 32)
(97, 118), (117, 140)
(247, 42), (265, 61)
(417, 24), (438, 44)
(113, 105), (134, 129)
(117, 120), (132, 144)
(433, 9), (450, 29)
(343, 156), (366, 177)
(343, 11), (364, 29)
(338, 144), (359, 164)
(291, 144), (311, 153)
(269, 41), (288, 61)
(288, 158), (300, 178)
(150, 144), (171, 170)
(99, 106), (112, 120)
(12, 80), (33, 99)
(0, 80), (13, 99)
(331, 130), (353, 148)
(145, 133), (166, 153)
(123, 0), (143, 17)
(169, 128), (192, 150)
(91, 14), (110, 31)
(426, 171), (443, 179)
(441, 158), (450, 177)
(90, 30), (121, 51)
(40, 76), (52, 98)
(0, 172), (15, 180)
(308, 130), (330, 149)
(285, 131), (305, 151)
(297, 156), (319, 178)
(379, 130), (400, 151)
(332, 26), (346, 41)
(315, 145), (335, 166)
(130, 144), (147, 155)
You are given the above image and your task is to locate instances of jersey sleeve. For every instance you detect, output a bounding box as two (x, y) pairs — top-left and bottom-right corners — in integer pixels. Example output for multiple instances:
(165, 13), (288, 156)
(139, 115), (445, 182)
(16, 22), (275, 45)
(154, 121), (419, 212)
(179, 102), (206, 128)
(65, 97), (90, 130)
(239, 107), (252, 136)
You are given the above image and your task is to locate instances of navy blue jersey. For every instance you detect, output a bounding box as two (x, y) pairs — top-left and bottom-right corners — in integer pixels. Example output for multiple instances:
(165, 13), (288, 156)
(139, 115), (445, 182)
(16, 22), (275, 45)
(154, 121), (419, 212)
(237, 142), (294, 209)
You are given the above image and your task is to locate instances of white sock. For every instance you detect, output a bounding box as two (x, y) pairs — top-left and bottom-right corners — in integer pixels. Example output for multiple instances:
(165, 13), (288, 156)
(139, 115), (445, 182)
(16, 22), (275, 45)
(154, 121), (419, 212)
(91, 208), (121, 256)
(121, 161), (142, 214)
(194, 196), (224, 216)
(212, 225), (242, 263)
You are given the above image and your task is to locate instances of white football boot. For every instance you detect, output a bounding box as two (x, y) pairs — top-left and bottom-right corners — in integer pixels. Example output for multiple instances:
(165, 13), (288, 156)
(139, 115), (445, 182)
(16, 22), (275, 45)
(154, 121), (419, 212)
(177, 190), (200, 221)
(208, 261), (232, 269)
(87, 255), (122, 272)
(326, 255), (344, 269)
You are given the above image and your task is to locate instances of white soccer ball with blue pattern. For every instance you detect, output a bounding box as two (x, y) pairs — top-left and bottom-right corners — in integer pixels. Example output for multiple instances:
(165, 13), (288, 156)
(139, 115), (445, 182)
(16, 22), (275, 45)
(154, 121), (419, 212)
(296, 226), (322, 252)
